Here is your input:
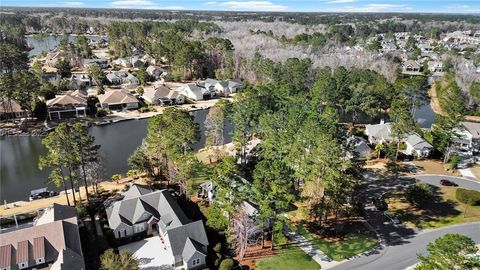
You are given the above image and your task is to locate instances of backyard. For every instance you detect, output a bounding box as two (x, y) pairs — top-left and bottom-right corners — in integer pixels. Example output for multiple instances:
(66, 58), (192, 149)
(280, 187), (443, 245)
(255, 245), (320, 270)
(386, 186), (480, 229)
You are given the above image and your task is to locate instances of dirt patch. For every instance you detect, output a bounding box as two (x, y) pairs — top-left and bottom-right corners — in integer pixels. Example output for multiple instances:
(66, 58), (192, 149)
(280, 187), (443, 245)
(411, 160), (460, 177)
(428, 82), (445, 116)
(470, 166), (480, 181)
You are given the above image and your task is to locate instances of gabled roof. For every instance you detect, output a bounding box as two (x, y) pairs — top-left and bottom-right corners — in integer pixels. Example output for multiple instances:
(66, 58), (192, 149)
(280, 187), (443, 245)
(0, 244), (12, 268)
(143, 86), (171, 101)
(405, 134), (433, 150)
(46, 95), (87, 107)
(365, 122), (393, 141)
(35, 203), (78, 225)
(107, 187), (189, 232)
(0, 98), (23, 113)
(462, 121), (480, 139)
(123, 184), (152, 199)
(166, 220), (208, 259)
(182, 237), (206, 262)
(98, 90), (138, 105)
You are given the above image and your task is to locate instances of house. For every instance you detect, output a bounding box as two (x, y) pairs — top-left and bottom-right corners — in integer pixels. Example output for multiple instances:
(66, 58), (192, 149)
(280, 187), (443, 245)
(107, 185), (209, 270)
(113, 57), (144, 68)
(455, 121), (480, 153)
(418, 43), (433, 53)
(98, 90), (139, 110)
(0, 98), (26, 120)
(402, 60), (421, 73)
(146, 66), (164, 79)
(142, 85), (171, 105)
(70, 73), (92, 89)
(428, 61), (444, 73)
(204, 79), (243, 97)
(405, 134), (434, 158)
(0, 204), (84, 270)
(106, 71), (139, 87)
(166, 90), (186, 105)
(179, 84), (211, 101)
(365, 121), (393, 144)
(346, 136), (371, 159)
(41, 72), (61, 84)
(381, 42), (397, 52)
(46, 94), (87, 120)
(83, 58), (109, 69)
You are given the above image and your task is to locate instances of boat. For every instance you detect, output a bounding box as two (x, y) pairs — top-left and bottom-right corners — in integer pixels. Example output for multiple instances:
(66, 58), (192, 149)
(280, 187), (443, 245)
(29, 188), (58, 201)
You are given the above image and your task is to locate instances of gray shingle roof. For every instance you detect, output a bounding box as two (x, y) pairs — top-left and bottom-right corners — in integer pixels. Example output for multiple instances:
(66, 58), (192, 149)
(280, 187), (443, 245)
(166, 220), (208, 259)
(405, 134), (433, 150)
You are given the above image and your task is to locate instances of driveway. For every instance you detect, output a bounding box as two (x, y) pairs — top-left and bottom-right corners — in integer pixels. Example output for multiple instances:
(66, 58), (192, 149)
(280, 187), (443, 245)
(414, 174), (480, 191)
(330, 222), (480, 270)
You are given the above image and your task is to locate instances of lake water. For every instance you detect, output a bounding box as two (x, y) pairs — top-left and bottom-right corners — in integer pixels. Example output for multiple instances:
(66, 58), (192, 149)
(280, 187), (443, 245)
(0, 110), (234, 202)
(26, 35), (108, 57)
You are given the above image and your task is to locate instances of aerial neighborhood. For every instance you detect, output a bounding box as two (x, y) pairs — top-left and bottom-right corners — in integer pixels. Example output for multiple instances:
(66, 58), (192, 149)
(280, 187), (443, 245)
(1, 5), (480, 270)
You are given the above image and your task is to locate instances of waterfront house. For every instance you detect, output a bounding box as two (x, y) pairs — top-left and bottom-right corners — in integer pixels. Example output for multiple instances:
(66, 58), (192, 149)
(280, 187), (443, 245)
(405, 134), (434, 158)
(46, 94), (87, 120)
(0, 98), (26, 120)
(0, 204), (84, 270)
(179, 84), (211, 101)
(365, 121), (394, 144)
(107, 185), (209, 270)
(142, 85), (171, 105)
(204, 79), (243, 97)
(97, 90), (139, 110)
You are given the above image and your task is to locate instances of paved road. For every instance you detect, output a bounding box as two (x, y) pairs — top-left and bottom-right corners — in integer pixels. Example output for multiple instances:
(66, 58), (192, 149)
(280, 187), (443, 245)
(330, 222), (480, 270)
(414, 174), (480, 191)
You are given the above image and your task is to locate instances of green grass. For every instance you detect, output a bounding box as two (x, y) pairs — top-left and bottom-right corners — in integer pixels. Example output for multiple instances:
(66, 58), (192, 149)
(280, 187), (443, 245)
(388, 186), (480, 229)
(255, 245), (320, 270)
(292, 223), (378, 261)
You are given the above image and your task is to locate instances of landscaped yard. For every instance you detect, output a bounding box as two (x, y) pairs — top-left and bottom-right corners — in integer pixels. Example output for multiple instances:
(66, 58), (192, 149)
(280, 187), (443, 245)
(387, 186), (480, 229)
(255, 245), (320, 270)
(292, 223), (379, 261)
(411, 160), (461, 177)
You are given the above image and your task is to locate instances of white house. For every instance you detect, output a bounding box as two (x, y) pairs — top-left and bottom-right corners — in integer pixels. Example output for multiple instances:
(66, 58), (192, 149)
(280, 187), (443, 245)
(146, 66), (164, 79)
(179, 84), (211, 101)
(365, 121), (393, 144)
(405, 134), (434, 158)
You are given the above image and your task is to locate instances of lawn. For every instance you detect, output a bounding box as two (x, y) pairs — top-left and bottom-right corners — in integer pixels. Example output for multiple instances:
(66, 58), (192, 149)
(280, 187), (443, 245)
(255, 245), (320, 270)
(387, 186), (480, 229)
(293, 224), (378, 261)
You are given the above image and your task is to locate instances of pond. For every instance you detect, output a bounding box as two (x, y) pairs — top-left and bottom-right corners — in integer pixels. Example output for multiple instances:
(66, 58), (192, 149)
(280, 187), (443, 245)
(26, 35), (108, 57)
(0, 110), (234, 202)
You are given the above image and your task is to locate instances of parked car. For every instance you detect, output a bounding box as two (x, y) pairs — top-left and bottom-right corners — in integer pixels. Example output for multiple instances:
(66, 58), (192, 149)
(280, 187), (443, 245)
(384, 211), (400, 224)
(440, 179), (458, 186)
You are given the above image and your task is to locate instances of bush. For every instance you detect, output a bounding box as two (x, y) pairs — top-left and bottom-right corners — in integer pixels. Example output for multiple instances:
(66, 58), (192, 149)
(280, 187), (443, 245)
(76, 202), (87, 217)
(96, 108), (108, 117)
(405, 182), (434, 207)
(219, 259), (234, 270)
(138, 106), (156, 113)
(456, 188), (480, 206)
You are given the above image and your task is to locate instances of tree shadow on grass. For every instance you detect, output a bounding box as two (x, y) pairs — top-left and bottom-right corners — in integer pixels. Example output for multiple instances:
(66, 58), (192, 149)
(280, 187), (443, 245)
(391, 185), (461, 229)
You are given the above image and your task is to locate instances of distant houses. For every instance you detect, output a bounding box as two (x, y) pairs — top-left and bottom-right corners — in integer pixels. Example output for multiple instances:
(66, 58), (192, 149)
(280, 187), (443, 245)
(107, 184), (209, 270)
(0, 204), (84, 270)
(98, 90), (139, 110)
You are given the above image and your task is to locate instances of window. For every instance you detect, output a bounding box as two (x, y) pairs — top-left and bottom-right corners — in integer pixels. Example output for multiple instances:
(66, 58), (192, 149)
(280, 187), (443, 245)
(192, 258), (201, 266)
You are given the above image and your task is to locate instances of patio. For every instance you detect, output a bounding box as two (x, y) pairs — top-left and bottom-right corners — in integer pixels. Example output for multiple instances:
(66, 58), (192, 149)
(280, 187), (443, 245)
(119, 236), (175, 270)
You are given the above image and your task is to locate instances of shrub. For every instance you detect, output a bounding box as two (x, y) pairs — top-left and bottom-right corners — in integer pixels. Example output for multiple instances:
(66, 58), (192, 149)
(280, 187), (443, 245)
(405, 182), (434, 207)
(96, 108), (108, 117)
(76, 202), (87, 217)
(219, 259), (234, 270)
(456, 188), (480, 206)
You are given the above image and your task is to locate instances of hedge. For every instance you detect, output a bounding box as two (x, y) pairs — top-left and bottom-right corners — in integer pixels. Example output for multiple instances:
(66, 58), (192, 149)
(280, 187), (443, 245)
(456, 188), (480, 206)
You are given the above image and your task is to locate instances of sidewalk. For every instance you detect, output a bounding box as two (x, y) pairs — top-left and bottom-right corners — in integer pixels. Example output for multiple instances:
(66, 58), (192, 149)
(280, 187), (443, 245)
(284, 229), (340, 269)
